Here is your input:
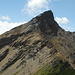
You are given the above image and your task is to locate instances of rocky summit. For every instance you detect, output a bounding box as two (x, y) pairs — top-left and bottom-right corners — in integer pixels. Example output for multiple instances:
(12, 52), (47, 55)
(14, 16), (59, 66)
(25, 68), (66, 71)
(0, 10), (75, 75)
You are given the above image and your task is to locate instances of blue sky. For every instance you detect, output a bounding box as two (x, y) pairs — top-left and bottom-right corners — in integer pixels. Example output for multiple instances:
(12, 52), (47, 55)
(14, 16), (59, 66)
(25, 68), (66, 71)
(0, 0), (75, 34)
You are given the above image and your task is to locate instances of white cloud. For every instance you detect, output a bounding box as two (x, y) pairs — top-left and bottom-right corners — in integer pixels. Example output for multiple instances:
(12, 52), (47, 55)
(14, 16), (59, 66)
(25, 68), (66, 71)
(55, 17), (69, 24)
(1, 16), (10, 20)
(22, 0), (51, 15)
(0, 21), (26, 34)
(62, 26), (74, 30)
(62, 25), (75, 32)
(22, 0), (61, 15)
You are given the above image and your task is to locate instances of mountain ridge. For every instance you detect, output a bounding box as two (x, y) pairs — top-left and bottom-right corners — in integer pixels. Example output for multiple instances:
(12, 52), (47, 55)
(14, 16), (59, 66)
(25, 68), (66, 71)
(0, 10), (75, 75)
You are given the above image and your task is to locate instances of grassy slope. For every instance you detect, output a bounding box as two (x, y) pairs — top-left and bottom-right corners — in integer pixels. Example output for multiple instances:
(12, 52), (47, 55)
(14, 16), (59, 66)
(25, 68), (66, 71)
(33, 57), (75, 75)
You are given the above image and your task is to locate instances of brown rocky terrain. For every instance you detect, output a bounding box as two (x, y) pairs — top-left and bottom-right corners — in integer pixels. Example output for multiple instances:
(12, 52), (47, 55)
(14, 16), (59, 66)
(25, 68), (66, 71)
(0, 10), (75, 75)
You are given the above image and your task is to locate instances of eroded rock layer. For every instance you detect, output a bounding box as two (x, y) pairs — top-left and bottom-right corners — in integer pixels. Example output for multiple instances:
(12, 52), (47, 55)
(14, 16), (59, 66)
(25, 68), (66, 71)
(0, 10), (75, 75)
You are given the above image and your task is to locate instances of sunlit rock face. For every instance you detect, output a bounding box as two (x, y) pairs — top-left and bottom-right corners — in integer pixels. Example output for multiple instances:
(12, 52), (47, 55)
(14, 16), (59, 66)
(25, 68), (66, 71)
(0, 10), (75, 75)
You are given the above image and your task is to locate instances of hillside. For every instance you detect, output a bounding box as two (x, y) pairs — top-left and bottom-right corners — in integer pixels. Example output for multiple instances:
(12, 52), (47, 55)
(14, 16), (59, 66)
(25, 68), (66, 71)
(0, 10), (75, 75)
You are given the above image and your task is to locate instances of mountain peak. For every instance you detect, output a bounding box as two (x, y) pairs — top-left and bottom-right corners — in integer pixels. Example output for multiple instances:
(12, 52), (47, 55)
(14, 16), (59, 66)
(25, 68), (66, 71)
(36, 10), (54, 20)
(0, 10), (75, 75)
(30, 10), (60, 36)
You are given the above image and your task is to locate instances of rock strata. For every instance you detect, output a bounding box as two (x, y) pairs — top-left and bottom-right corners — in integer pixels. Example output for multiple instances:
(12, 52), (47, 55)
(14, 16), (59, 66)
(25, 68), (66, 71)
(0, 10), (75, 75)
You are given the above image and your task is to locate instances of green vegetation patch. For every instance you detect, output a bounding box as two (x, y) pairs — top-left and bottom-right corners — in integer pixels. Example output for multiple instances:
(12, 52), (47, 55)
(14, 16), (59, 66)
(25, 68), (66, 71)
(33, 57), (75, 75)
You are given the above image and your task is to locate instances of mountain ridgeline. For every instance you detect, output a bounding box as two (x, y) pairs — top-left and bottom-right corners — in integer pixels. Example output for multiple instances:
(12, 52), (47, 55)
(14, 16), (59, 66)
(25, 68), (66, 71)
(0, 10), (75, 75)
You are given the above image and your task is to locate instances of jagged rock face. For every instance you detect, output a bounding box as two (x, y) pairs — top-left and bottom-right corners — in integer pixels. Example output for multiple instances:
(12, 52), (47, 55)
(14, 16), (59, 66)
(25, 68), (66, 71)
(0, 10), (75, 75)
(36, 10), (60, 36)
(29, 10), (60, 37)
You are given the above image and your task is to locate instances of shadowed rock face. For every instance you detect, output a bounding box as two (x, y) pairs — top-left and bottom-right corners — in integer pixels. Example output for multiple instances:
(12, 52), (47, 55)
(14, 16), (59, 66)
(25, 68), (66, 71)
(29, 10), (60, 36)
(0, 10), (75, 75)
(36, 10), (60, 36)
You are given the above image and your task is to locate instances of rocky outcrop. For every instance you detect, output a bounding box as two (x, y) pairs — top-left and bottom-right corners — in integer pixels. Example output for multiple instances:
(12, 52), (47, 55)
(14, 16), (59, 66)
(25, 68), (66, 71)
(0, 49), (9, 62)
(0, 10), (75, 75)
